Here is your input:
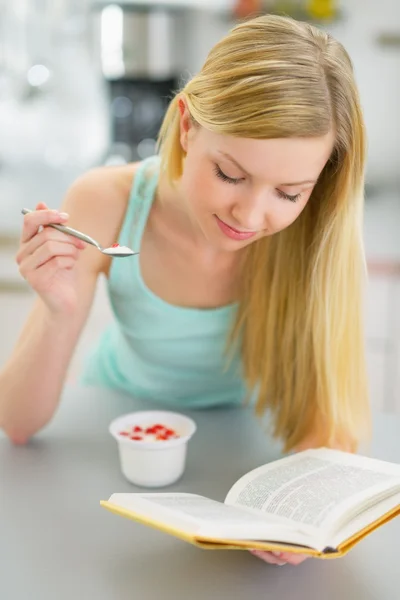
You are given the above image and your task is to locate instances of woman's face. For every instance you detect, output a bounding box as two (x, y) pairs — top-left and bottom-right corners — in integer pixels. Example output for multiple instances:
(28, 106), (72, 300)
(178, 104), (335, 252)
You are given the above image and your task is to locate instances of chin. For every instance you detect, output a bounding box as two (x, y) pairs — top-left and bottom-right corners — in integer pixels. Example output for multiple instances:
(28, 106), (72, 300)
(210, 231), (262, 252)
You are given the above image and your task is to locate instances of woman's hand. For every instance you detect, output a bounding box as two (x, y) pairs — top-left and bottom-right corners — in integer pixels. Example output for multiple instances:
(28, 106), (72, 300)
(249, 549), (309, 566)
(16, 202), (86, 315)
(248, 430), (353, 566)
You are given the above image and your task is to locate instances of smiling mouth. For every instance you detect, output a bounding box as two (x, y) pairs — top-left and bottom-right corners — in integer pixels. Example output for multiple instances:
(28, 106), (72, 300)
(215, 216), (258, 240)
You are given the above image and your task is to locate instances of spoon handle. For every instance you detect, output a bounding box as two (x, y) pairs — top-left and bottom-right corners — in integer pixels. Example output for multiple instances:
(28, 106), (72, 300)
(21, 208), (100, 249)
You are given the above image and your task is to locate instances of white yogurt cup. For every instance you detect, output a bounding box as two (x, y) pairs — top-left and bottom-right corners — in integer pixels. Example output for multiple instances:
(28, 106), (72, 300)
(109, 410), (197, 487)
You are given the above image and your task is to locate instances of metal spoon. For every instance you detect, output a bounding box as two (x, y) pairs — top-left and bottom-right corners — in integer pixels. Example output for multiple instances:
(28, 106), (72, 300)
(21, 208), (139, 258)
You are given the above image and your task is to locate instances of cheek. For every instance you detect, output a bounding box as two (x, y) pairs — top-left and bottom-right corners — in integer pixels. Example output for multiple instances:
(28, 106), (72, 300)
(268, 200), (308, 232)
(182, 161), (228, 212)
(181, 159), (202, 197)
(181, 165), (212, 215)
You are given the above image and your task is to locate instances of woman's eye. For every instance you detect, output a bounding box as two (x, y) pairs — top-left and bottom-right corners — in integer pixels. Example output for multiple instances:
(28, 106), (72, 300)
(214, 165), (243, 185)
(277, 190), (301, 203)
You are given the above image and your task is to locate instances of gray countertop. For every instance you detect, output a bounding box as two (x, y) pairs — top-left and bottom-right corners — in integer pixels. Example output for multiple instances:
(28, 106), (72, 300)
(0, 385), (399, 600)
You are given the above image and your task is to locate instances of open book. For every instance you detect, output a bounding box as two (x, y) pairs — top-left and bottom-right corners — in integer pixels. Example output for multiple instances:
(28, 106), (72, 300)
(101, 448), (400, 558)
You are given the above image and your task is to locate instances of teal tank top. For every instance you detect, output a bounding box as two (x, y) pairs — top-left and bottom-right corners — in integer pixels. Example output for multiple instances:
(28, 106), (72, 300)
(81, 156), (246, 408)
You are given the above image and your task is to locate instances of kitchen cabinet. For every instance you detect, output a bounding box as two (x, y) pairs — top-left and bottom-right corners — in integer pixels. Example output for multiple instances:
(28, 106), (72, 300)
(365, 274), (400, 412)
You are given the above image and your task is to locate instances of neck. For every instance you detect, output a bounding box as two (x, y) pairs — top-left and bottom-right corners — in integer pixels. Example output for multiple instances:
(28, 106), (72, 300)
(155, 175), (197, 238)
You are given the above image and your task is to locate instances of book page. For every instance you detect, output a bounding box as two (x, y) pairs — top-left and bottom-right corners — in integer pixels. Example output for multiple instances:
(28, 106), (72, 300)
(330, 490), (400, 548)
(107, 493), (317, 547)
(108, 493), (269, 530)
(225, 449), (400, 533)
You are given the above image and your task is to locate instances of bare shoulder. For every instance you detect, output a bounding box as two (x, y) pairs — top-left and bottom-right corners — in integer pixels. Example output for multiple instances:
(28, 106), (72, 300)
(60, 162), (141, 274)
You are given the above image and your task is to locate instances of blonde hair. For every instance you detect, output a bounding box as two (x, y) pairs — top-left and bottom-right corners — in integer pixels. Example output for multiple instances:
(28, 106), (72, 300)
(158, 15), (370, 452)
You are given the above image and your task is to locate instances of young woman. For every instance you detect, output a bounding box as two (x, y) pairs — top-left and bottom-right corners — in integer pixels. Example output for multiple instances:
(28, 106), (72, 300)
(0, 15), (370, 565)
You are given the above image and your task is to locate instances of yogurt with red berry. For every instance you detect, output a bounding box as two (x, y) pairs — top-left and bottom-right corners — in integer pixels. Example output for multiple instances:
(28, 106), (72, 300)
(109, 411), (196, 487)
(119, 423), (180, 442)
(103, 243), (136, 256)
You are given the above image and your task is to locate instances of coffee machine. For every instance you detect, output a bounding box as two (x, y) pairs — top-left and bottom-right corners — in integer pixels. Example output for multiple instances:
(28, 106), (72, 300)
(91, 2), (189, 165)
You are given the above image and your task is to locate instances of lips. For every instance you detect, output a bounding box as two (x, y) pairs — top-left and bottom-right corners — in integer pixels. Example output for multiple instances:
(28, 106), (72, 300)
(215, 215), (257, 241)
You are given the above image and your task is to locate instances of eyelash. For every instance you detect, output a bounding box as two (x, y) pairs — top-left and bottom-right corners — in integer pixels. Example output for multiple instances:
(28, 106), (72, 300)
(214, 164), (242, 185)
(214, 164), (301, 202)
(277, 190), (301, 203)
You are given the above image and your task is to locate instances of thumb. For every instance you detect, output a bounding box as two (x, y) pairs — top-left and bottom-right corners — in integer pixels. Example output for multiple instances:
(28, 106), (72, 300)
(35, 202), (49, 211)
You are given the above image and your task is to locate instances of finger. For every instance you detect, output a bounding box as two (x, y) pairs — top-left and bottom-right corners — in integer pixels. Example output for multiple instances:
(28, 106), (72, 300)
(48, 255), (77, 271)
(19, 241), (80, 275)
(249, 550), (287, 565)
(21, 209), (69, 244)
(279, 552), (309, 566)
(35, 203), (51, 235)
(35, 202), (49, 210)
(16, 227), (85, 265)
(40, 255), (77, 273)
(21, 255), (78, 284)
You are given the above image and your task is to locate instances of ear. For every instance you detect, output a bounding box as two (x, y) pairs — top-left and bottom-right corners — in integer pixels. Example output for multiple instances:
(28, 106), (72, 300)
(178, 96), (194, 153)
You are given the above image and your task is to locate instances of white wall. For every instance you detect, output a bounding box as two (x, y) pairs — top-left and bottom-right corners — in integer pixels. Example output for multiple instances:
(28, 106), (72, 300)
(326, 1), (400, 188)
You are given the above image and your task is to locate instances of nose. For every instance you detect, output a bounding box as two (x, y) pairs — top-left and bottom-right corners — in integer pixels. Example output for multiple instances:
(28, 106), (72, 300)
(231, 191), (269, 232)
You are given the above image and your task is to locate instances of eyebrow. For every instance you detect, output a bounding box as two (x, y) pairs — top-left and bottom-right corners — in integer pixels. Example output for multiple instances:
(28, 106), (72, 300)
(217, 151), (316, 186)
(280, 180), (316, 186)
(217, 151), (250, 176)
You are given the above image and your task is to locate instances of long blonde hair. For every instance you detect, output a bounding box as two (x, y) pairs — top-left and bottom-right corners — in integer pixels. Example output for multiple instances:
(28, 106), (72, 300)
(158, 15), (370, 452)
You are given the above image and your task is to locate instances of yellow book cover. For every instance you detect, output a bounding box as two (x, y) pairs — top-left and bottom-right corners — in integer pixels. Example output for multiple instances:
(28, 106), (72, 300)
(101, 448), (400, 558)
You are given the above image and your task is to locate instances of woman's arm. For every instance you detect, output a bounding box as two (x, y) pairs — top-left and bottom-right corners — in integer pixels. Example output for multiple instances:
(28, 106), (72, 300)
(0, 165), (135, 443)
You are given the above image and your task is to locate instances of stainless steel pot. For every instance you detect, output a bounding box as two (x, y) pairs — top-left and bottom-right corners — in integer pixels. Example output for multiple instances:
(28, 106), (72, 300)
(91, 3), (186, 80)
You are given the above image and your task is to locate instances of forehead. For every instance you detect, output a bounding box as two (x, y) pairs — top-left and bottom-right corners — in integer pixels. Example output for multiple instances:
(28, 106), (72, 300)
(200, 129), (335, 183)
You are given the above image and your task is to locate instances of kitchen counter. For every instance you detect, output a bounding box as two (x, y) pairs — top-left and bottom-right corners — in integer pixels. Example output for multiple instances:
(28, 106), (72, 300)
(1, 385), (399, 600)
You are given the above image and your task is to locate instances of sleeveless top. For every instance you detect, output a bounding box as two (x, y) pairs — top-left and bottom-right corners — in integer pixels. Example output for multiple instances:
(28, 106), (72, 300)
(80, 156), (246, 408)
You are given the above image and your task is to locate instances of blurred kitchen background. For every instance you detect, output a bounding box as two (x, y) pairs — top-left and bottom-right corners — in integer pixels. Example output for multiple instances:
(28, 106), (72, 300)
(0, 0), (399, 412)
